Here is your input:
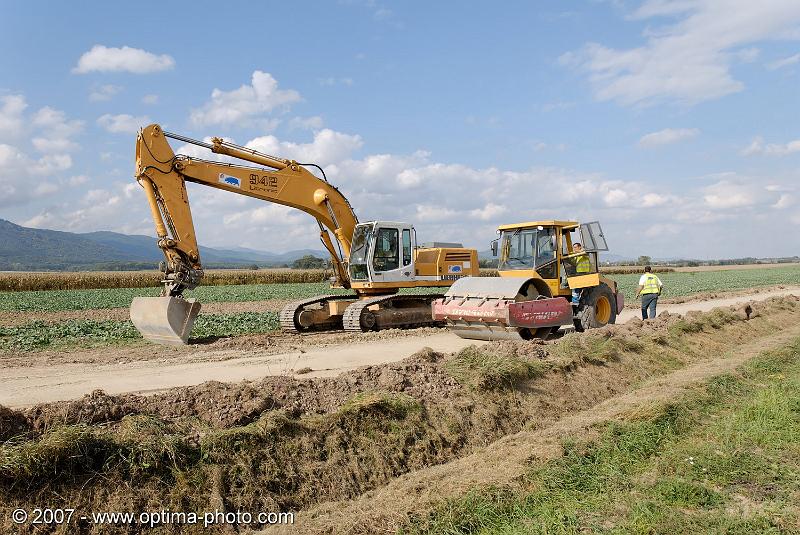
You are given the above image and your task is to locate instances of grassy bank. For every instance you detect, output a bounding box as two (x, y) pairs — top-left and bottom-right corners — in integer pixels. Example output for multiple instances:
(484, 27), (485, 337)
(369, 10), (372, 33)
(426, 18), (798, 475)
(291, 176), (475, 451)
(0, 298), (797, 534)
(405, 338), (800, 534)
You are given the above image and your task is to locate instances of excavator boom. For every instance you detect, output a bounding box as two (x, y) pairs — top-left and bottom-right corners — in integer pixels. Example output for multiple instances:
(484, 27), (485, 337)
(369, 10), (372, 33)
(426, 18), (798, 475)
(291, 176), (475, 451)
(130, 124), (479, 345)
(131, 124), (359, 344)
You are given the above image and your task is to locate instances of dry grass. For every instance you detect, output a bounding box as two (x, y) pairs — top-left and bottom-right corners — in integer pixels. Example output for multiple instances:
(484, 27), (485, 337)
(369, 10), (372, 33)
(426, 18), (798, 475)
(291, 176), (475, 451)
(445, 345), (549, 390)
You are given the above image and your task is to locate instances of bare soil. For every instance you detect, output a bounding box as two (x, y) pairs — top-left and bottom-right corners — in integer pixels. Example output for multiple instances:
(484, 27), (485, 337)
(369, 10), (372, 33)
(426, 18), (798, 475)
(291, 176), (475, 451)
(3, 288), (799, 409)
(1, 296), (798, 535)
(271, 302), (800, 535)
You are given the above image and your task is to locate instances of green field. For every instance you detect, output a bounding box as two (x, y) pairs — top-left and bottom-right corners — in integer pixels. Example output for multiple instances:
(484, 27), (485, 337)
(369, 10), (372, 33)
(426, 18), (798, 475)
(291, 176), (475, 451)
(1, 265), (799, 313)
(404, 340), (800, 534)
(0, 282), (346, 312)
(612, 265), (800, 301)
(0, 312), (282, 351)
(1, 265), (798, 351)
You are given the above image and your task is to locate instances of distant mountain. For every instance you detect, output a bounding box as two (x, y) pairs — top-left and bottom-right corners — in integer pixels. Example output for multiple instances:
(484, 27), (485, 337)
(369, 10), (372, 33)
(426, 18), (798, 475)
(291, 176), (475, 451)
(0, 219), (328, 271)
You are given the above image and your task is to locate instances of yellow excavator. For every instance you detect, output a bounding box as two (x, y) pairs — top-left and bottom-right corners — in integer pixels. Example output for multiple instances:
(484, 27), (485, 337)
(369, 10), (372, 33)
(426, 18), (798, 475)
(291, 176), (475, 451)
(130, 124), (478, 345)
(432, 220), (623, 340)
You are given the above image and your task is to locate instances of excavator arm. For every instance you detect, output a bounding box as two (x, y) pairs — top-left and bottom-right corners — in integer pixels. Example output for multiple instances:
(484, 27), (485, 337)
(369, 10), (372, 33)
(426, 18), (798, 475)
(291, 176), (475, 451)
(135, 124), (357, 295)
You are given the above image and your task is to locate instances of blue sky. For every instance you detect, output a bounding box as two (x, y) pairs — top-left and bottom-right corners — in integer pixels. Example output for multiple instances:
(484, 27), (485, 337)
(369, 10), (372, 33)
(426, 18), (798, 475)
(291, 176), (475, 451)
(1, 0), (799, 259)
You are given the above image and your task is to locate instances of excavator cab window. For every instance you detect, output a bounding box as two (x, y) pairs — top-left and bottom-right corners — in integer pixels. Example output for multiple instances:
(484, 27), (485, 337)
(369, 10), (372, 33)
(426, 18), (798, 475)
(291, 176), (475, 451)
(348, 224), (373, 280)
(402, 229), (412, 266)
(373, 228), (399, 272)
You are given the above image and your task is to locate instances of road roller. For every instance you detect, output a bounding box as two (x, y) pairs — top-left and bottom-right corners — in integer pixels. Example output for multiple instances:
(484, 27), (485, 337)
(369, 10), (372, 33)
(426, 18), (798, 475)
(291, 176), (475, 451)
(432, 220), (624, 341)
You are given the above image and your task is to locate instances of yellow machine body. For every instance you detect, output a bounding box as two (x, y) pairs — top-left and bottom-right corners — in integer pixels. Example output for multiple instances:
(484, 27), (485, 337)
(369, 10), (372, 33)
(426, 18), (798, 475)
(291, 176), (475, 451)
(433, 220), (622, 341)
(131, 124), (479, 343)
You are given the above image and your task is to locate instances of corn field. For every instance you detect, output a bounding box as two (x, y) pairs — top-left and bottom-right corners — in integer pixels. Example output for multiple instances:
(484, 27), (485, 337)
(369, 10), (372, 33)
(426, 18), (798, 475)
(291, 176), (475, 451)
(0, 269), (502, 292)
(0, 269), (332, 292)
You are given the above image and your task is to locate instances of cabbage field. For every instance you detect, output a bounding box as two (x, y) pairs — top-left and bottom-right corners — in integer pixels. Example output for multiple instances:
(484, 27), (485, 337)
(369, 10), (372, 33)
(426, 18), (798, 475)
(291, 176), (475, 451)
(2, 265), (798, 313)
(611, 265), (800, 300)
(0, 265), (798, 351)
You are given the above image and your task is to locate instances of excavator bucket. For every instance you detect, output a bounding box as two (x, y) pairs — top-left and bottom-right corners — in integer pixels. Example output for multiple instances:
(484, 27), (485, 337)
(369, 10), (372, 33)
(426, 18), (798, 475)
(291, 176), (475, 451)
(130, 296), (201, 346)
(432, 277), (573, 341)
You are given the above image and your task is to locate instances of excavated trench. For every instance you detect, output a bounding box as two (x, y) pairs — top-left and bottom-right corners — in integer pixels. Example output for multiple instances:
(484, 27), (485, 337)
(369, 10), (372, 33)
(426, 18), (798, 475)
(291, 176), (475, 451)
(0, 296), (797, 534)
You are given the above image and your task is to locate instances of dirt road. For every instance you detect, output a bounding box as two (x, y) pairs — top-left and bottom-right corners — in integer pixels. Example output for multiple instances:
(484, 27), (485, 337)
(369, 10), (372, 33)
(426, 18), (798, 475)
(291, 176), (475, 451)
(265, 306), (800, 535)
(0, 333), (482, 408)
(3, 287), (799, 408)
(616, 285), (800, 322)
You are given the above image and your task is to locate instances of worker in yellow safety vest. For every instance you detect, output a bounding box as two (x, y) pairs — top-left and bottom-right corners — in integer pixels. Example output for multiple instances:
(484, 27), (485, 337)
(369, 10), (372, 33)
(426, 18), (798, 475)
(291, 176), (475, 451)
(573, 243), (591, 273)
(570, 243), (591, 304)
(635, 265), (663, 319)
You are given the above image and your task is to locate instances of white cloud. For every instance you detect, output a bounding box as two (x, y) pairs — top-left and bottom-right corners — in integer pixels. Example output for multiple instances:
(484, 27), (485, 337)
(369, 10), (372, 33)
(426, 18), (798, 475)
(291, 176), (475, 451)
(773, 193), (794, 209)
(469, 203), (506, 221)
(34, 182), (59, 196)
(703, 180), (761, 209)
(29, 106), (84, 153)
(603, 188), (629, 207)
(767, 52), (800, 70)
(415, 204), (458, 223)
(564, 1), (800, 106)
(288, 116), (324, 130)
(643, 223), (681, 238)
(89, 84), (122, 102)
(318, 77), (354, 87)
(190, 71), (301, 127)
(10, 116), (799, 257)
(97, 113), (151, 134)
(638, 127), (699, 147)
(142, 94), (159, 105)
(736, 47), (760, 63)
(0, 95), (27, 139)
(0, 143), (71, 207)
(23, 189), (123, 232)
(0, 97), (82, 208)
(73, 45), (175, 74)
(246, 129), (363, 167)
(641, 193), (668, 207)
(742, 136), (800, 156)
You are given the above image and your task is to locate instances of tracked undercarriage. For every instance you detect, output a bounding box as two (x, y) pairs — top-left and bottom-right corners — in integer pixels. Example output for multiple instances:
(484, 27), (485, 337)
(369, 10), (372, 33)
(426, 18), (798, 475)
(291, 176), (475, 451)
(280, 293), (446, 333)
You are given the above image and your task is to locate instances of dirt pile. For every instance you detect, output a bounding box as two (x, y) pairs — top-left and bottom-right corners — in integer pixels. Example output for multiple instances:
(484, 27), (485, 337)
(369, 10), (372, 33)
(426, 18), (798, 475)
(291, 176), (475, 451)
(1, 297), (797, 535)
(18, 348), (462, 433)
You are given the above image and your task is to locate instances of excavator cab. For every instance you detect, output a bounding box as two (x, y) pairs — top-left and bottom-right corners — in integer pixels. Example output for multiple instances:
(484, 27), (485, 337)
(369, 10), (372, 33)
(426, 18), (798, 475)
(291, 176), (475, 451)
(348, 221), (415, 284)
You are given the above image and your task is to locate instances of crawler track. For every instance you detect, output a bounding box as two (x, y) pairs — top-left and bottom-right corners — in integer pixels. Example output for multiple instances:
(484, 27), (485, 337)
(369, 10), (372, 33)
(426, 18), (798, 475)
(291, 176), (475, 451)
(279, 294), (355, 333)
(342, 293), (446, 332)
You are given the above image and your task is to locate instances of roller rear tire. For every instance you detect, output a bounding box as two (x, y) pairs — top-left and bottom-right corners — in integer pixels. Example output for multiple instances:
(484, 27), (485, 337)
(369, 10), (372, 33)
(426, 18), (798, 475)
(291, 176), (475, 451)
(573, 283), (617, 332)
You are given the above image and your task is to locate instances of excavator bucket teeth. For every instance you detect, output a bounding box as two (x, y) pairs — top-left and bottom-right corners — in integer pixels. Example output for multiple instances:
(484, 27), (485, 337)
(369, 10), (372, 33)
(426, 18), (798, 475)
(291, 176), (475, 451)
(130, 296), (201, 346)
